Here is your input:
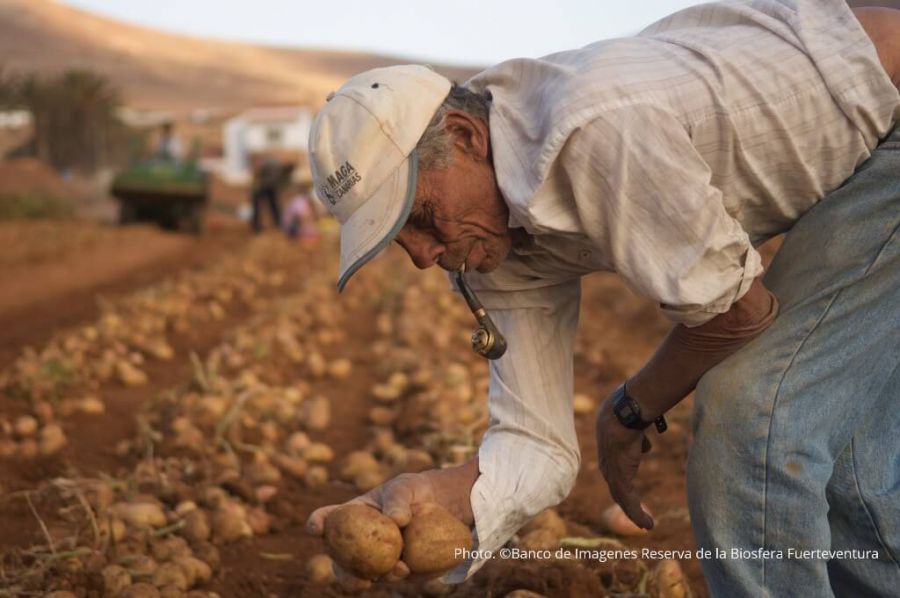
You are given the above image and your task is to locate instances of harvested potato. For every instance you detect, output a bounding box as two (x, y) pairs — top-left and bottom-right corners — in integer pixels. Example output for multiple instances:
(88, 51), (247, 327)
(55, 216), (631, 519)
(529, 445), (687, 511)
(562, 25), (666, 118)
(38, 424), (67, 455)
(328, 358), (353, 379)
(13, 415), (38, 438)
(324, 504), (402, 579)
(181, 509), (210, 543)
(653, 559), (689, 598)
(111, 502), (167, 529)
(101, 564), (132, 595)
(354, 469), (386, 492)
(243, 461), (281, 486)
(339, 450), (379, 482)
(301, 397), (331, 430)
(272, 454), (308, 479)
(573, 393), (595, 415)
(401, 504), (472, 574)
(121, 582), (162, 598)
(304, 465), (329, 488)
(520, 509), (567, 538)
(211, 501), (252, 543)
(303, 442), (334, 463)
(152, 562), (189, 590)
(518, 528), (559, 551)
(306, 553), (336, 584)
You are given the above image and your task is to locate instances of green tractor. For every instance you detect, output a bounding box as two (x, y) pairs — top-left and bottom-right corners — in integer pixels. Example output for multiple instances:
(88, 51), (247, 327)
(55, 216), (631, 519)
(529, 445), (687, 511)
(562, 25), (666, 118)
(111, 158), (208, 234)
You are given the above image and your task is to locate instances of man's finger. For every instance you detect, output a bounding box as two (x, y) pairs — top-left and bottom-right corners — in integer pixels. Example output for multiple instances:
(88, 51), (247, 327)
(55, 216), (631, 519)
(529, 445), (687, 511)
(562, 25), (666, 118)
(383, 559), (411, 582)
(334, 562), (373, 591)
(613, 486), (654, 530)
(306, 504), (342, 536)
(381, 481), (415, 527)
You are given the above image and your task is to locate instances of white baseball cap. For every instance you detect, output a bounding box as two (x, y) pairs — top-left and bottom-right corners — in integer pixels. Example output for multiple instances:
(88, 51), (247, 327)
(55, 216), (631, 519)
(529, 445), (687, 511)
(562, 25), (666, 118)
(308, 65), (451, 291)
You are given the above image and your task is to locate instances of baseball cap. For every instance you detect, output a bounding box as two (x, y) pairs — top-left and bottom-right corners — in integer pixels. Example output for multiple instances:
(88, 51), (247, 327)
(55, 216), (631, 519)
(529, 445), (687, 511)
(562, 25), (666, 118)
(308, 65), (451, 291)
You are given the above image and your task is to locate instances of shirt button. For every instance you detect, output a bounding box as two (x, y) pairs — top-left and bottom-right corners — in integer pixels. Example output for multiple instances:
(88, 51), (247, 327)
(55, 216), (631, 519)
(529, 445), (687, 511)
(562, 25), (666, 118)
(578, 249), (592, 262)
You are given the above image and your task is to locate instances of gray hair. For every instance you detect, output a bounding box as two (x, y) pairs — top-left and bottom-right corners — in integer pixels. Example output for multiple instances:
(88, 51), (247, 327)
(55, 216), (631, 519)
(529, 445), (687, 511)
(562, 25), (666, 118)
(415, 84), (491, 170)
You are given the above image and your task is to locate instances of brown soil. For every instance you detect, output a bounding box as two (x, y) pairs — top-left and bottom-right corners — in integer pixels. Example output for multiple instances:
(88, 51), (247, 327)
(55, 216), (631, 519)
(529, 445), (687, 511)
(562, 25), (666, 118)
(0, 223), (783, 597)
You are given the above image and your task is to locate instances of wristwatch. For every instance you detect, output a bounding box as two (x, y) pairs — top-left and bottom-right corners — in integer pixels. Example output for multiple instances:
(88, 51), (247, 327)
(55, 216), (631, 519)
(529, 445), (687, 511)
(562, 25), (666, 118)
(611, 383), (668, 434)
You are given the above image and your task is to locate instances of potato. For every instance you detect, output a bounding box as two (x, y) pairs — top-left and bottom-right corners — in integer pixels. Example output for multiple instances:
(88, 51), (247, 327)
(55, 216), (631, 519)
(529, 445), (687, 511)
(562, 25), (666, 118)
(324, 504), (402, 580)
(301, 397), (331, 430)
(302, 442), (334, 463)
(38, 424), (67, 456)
(520, 509), (566, 538)
(13, 415), (38, 438)
(306, 553), (336, 584)
(304, 466), (329, 488)
(518, 528), (559, 551)
(101, 564), (132, 595)
(572, 393), (595, 415)
(401, 504), (472, 574)
(211, 502), (252, 543)
(152, 562), (189, 590)
(354, 469), (386, 492)
(121, 582), (162, 598)
(243, 461), (281, 486)
(272, 454), (308, 479)
(339, 451), (379, 482)
(112, 502), (167, 529)
(327, 358), (353, 379)
(181, 510), (211, 543)
(653, 559), (688, 598)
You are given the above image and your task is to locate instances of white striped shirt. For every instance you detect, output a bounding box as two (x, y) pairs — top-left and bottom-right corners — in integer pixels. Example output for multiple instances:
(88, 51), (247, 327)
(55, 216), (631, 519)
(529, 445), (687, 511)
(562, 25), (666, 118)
(448, 0), (900, 581)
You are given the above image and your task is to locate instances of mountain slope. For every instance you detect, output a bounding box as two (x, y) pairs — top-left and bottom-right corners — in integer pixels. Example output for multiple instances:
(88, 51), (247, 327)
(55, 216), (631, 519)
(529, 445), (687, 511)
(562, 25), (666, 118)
(0, 0), (480, 111)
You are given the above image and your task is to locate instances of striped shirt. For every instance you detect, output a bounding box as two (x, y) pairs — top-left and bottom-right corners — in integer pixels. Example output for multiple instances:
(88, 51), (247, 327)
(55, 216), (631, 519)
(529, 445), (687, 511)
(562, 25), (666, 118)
(448, 0), (900, 581)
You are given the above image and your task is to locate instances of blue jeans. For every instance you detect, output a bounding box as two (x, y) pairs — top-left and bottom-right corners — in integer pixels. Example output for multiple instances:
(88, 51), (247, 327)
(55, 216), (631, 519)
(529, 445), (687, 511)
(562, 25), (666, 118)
(690, 126), (900, 598)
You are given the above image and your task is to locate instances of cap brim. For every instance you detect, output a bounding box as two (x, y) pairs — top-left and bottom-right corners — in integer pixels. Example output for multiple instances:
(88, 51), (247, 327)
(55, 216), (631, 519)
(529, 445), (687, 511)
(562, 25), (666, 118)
(336, 151), (417, 292)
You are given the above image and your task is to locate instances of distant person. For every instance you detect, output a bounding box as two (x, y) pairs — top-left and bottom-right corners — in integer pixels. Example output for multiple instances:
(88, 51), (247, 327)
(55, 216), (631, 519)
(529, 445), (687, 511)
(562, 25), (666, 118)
(155, 122), (183, 163)
(251, 157), (290, 233)
(282, 186), (320, 244)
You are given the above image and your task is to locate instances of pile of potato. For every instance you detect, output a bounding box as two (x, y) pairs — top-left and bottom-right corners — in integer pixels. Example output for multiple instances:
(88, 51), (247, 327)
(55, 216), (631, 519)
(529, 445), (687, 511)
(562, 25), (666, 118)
(0, 236), (693, 597)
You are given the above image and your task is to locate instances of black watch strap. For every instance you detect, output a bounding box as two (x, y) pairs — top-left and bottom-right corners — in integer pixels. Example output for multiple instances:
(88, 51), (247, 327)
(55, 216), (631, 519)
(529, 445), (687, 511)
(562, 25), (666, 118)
(611, 383), (667, 434)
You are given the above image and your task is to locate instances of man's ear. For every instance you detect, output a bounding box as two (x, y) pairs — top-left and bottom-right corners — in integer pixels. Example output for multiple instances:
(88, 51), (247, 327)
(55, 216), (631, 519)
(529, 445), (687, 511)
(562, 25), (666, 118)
(444, 110), (490, 161)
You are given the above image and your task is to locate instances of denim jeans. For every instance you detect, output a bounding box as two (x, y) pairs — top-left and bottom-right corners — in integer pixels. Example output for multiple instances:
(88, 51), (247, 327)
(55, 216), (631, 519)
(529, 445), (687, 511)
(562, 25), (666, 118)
(689, 126), (900, 598)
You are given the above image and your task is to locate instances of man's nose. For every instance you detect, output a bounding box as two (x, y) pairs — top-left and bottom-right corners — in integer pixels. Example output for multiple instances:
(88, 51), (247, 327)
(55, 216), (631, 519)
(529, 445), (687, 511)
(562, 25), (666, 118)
(396, 231), (445, 269)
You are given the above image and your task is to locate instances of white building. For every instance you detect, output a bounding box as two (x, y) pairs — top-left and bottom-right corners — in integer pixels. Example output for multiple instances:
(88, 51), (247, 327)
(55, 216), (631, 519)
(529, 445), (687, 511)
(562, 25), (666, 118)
(222, 106), (312, 184)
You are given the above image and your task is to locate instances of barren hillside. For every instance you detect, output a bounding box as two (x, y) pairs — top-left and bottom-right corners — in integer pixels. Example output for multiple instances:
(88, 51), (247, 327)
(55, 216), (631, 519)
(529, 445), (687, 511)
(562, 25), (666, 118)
(0, 0), (480, 112)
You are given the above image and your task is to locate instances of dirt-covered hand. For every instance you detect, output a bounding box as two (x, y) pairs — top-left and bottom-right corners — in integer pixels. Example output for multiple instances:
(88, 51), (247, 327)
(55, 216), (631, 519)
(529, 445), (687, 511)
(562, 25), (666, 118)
(306, 460), (478, 588)
(595, 398), (655, 530)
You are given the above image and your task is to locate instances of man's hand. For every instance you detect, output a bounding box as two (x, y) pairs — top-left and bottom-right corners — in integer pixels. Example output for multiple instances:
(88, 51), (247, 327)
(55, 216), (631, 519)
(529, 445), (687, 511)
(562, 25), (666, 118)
(306, 459), (479, 590)
(595, 399), (654, 530)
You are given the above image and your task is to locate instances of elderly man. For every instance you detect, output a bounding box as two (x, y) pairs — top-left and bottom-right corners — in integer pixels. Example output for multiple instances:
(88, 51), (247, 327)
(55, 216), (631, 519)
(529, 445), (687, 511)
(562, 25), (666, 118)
(306, 1), (900, 595)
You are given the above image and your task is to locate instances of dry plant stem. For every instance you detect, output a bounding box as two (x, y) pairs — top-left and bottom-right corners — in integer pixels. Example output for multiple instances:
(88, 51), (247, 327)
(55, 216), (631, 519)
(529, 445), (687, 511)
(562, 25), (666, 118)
(190, 351), (209, 390)
(24, 492), (55, 555)
(73, 488), (100, 548)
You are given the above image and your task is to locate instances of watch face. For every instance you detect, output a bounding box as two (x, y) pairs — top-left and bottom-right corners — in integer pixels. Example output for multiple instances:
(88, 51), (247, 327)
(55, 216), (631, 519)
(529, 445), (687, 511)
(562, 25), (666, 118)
(620, 403), (639, 419)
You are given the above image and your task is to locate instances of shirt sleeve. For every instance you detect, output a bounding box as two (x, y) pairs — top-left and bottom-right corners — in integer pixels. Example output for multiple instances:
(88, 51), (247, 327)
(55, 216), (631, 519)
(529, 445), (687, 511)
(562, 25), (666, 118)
(445, 277), (582, 582)
(559, 105), (764, 327)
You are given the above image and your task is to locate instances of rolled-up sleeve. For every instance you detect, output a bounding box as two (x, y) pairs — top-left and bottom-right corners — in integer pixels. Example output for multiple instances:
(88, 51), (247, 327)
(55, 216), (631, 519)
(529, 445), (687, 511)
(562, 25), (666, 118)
(560, 106), (764, 327)
(445, 278), (582, 582)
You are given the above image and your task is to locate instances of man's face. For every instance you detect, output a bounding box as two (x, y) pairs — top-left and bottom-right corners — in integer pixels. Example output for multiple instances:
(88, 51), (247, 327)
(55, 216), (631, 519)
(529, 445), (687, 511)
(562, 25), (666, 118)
(394, 113), (512, 273)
